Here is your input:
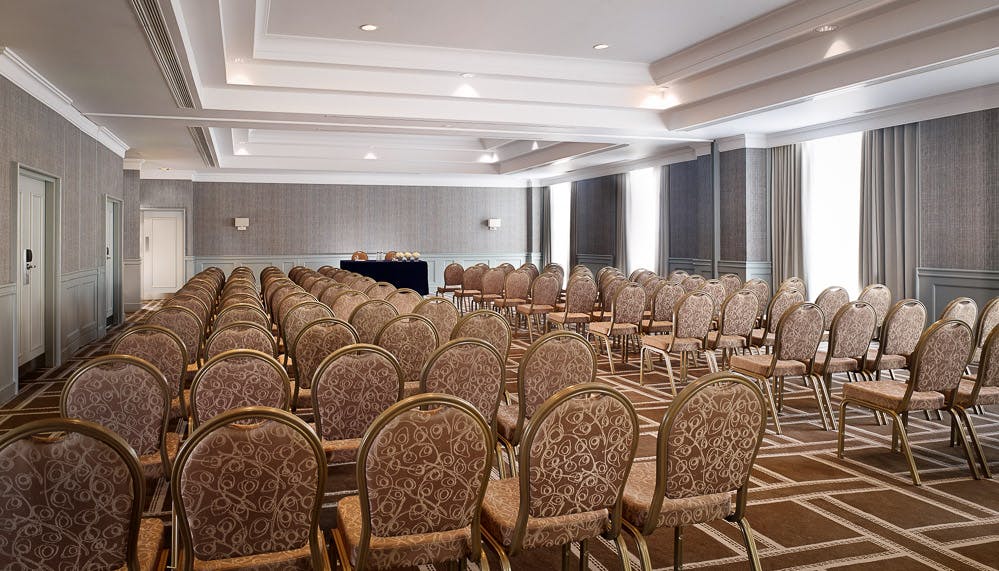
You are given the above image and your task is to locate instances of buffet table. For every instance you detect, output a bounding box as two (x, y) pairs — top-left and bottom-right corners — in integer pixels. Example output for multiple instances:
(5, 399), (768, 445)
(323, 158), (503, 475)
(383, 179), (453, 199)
(339, 260), (430, 295)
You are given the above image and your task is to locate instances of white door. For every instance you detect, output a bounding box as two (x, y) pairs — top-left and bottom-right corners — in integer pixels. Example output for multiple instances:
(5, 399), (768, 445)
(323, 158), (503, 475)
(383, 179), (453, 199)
(105, 201), (115, 318)
(17, 175), (46, 365)
(141, 210), (185, 299)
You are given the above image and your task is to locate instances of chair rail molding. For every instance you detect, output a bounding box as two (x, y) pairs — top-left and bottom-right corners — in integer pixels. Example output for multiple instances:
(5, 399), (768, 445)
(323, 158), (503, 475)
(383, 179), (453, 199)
(0, 283), (17, 405)
(916, 267), (999, 319)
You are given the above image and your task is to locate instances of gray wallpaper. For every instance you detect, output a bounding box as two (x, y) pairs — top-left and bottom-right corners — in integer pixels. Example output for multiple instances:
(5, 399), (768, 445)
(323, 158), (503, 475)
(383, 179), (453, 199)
(0, 76), (123, 283)
(123, 170), (140, 259)
(139, 178), (195, 256)
(668, 155), (714, 260)
(918, 108), (998, 270)
(183, 182), (535, 256)
(720, 148), (768, 262)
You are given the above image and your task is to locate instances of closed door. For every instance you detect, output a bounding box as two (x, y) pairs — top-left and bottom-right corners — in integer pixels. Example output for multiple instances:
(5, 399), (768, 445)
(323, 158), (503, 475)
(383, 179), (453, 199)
(141, 210), (185, 299)
(105, 201), (115, 318)
(17, 175), (46, 365)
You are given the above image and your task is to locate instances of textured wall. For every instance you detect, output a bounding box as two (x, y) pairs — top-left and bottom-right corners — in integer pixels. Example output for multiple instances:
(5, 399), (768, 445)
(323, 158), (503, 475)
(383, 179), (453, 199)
(123, 170), (140, 259)
(720, 148), (769, 262)
(919, 108), (998, 270)
(183, 181), (534, 256)
(669, 155), (714, 260)
(139, 178), (195, 256)
(570, 175), (618, 264)
(0, 76), (123, 283)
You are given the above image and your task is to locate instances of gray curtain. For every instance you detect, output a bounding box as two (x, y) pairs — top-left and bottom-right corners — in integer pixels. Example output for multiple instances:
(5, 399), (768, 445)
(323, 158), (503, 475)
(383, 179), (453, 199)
(540, 186), (552, 267)
(569, 181), (579, 267)
(657, 165), (670, 275)
(770, 144), (804, 285)
(859, 124), (919, 299)
(614, 173), (629, 273)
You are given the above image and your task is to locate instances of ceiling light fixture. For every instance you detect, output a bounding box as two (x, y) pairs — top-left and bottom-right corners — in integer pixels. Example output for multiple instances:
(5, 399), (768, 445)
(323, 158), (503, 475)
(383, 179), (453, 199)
(478, 153), (499, 164)
(815, 24), (837, 33)
(531, 141), (539, 151)
(460, 73), (475, 78)
(364, 151), (378, 160)
(592, 43), (609, 50)
(359, 24), (378, 31)
(159, 167), (171, 171)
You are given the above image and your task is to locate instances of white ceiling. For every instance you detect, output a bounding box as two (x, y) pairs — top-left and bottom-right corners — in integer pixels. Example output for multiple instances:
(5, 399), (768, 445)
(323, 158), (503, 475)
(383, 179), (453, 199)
(1, 0), (997, 185)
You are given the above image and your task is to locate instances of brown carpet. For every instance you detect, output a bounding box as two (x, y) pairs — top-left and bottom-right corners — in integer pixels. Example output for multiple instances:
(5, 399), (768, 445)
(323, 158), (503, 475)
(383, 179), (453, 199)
(3, 301), (997, 570)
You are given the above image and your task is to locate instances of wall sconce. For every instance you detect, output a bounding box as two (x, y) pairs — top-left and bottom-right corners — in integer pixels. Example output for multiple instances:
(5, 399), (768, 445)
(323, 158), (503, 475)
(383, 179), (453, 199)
(486, 218), (502, 230)
(234, 217), (249, 231)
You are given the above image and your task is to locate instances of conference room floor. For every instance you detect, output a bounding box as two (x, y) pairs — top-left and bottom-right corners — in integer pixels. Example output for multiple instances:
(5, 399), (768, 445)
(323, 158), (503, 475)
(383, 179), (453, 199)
(2, 301), (997, 570)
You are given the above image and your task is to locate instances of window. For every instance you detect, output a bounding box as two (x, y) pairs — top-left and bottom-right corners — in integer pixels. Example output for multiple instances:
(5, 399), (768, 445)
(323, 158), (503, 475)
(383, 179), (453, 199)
(802, 132), (863, 298)
(548, 182), (571, 284)
(625, 167), (659, 274)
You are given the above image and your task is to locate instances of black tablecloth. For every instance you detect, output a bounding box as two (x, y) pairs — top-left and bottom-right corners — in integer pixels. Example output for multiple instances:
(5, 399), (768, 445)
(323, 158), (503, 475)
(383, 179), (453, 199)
(339, 260), (430, 295)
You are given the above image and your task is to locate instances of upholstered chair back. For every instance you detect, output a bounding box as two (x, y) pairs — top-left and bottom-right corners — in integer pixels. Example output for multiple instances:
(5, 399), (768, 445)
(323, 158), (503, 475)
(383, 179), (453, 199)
(481, 268), (506, 296)
(462, 265), (486, 291)
(452, 309), (512, 363)
(414, 297), (460, 343)
(328, 290), (369, 320)
(765, 288), (805, 334)
(364, 281), (397, 300)
(720, 273), (743, 297)
(976, 327), (999, 392)
(443, 262), (465, 287)
(111, 324), (187, 403)
(815, 286), (850, 331)
(282, 301), (334, 353)
(858, 284), (892, 327)
(530, 274), (560, 307)
(204, 322), (277, 360)
(975, 298), (999, 350)
(313, 345), (402, 442)
(275, 292), (314, 330)
(265, 281), (296, 313)
(167, 294), (210, 326)
(599, 276), (627, 311)
(910, 320), (973, 394)
(190, 350), (290, 428)
(779, 276), (807, 299)
(564, 277), (598, 314)
(517, 331), (597, 421)
(673, 291), (714, 341)
(743, 279), (771, 320)
(375, 315), (440, 382)
(220, 293), (260, 310)
(214, 303), (270, 331)
(651, 283), (685, 322)
(386, 288), (424, 314)
(307, 277), (334, 298)
(667, 269), (688, 283)
(421, 339), (505, 426)
(701, 279), (728, 319)
(292, 319), (359, 391)
(881, 299), (927, 356)
(719, 290), (759, 338)
(679, 274), (705, 293)
(940, 297), (978, 330)
(828, 302), (878, 359)
(640, 276), (664, 308)
(503, 270), (532, 301)
(611, 282), (646, 326)
(349, 300), (399, 344)
(774, 303), (824, 363)
(147, 305), (204, 364)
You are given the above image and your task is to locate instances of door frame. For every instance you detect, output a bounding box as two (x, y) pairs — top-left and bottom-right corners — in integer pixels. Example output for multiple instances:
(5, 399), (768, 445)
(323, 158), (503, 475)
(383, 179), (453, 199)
(100, 194), (124, 333)
(140, 207), (187, 300)
(10, 163), (62, 378)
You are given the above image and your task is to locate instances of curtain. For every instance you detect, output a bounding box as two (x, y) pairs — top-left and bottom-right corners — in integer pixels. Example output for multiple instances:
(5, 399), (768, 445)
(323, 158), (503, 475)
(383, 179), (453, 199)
(569, 181), (579, 268)
(770, 144), (805, 285)
(540, 186), (551, 267)
(859, 123), (919, 299)
(614, 173), (629, 273)
(657, 165), (670, 275)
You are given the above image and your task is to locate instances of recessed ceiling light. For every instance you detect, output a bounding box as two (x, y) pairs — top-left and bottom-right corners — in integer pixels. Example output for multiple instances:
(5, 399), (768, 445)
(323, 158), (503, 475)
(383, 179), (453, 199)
(364, 151), (377, 160)
(159, 167), (171, 171)
(460, 73), (475, 78)
(478, 153), (499, 164)
(592, 43), (610, 50)
(359, 24), (378, 31)
(815, 24), (837, 33)
(531, 141), (539, 151)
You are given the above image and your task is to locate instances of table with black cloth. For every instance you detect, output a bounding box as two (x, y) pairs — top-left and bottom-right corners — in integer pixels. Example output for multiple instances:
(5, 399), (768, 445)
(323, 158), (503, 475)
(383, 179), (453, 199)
(339, 260), (430, 295)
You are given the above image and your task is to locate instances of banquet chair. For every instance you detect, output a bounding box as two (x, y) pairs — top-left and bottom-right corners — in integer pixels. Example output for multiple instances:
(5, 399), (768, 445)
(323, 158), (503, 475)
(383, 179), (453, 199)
(492, 269), (532, 324)
(0, 418), (163, 571)
(364, 281), (396, 300)
(455, 264), (486, 313)
(330, 290), (371, 320)
(639, 290), (713, 392)
(779, 276), (807, 299)
(473, 267), (507, 310)
(189, 349), (290, 429)
(730, 302), (825, 435)
(705, 289), (759, 370)
(973, 297), (999, 364)
(548, 276), (598, 334)
(290, 318), (360, 411)
(172, 407), (329, 570)
(62, 355), (176, 480)
(436, 262), (464, 297)
(414, 296), (460, 344)
(516, 273), (560, 341)
(203, 321), (277, 360)
(214, 302), (270, 331)
(308, 277), (335, 298)
(375, 314), (440, 396)
(858, 283), (893, 333)
(481, 384), (638, 571)
(701, 279), (728, 323)
(219, 292), (261, 311)
(940, 296), (978, 330)
(333, 394), (492, 571)
(312, 344), (403, 465)
(679, 274), (705, 293)
(862, 299), (926, 381)
(950, 326), (999, 478)
(811, 301), (878, 430)
(749, 287), (805, 353)
(147, 305), (205, 366)
(386, 288), (424, 314)
(839, 319), (976, 485)
(166, 294), (211, 329)
(594, 275), (627, 321)
(620, 372), (767, 571)
(111, 324), (189, 419)
(814, 286), (851, 335)
(351, 250), (369, 260)
(667, 269), (688, 282)
(720, 273), (744, 298)
(743, 279), (771, 326)
(452, 309), (513, 365)
(642, 281), (684, 335)
(421, 339), (505, 436)
(317, 282), (349, 307)
(589, 282), (645, 373)
(349, 299), (399, 344)
(383, 251), (396, 260)
(495, 331), (597, 475)
(282, 300), (335, 365)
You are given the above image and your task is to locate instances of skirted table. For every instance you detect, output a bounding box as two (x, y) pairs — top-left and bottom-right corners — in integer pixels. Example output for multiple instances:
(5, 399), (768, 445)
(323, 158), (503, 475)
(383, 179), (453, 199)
(339, 260), (430, 295)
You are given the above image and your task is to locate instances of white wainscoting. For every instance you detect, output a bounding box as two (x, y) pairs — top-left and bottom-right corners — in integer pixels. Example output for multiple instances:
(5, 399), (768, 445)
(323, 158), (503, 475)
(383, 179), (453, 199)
(60, 268), (100, 361)
(718, 260), (773, 284)
(0, 283), (17, 404)
(189, 252), (543, 290)
(668, 258), (714, 278)
(123, 258), (142, 312)
(916, 267), (999, 319)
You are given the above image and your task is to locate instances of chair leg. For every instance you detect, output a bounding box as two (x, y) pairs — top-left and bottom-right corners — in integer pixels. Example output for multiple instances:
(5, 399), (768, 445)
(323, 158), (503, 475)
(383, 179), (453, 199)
(674, 526), (684, 571)
(663, 351), (678, 396)
(613, 533), (631, 571)
(950, 407), (982, 480)
(621, 521), (652, 571)
(809, 374), (832, 431)
(561, 543), (572, 571)
(957, 406), (993, 479)
(639, 346), (647, 386)
(482, 530), (512, 571)
(578, 539), (589, 571)
(886, 410), (921, 486)
(732, 516), (763, 571)
(760, 375), (782, 435)
(604, 336), (615, 374)
(837, 400), (850, 458)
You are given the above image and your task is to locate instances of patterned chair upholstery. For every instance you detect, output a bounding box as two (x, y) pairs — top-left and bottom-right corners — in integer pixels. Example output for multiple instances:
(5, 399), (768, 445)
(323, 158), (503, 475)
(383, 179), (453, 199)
(61, 355), (176, 480)
(265, 281), (297, 315)
(589, 282), (646, 374)
(470, 268), (505, 310)
(204, 322), (277, 360)
(862, 299), (926, 380)
(414, 297), (460, 344)
(329, 290), (372, 322)
(814, 286), (851, 333)
(0, 418), (163, 571)
(700, 279), (728, 322)
(275, 293), (316, 344)
(679, 274), (705, 293)
(364, 281), (397, 300)
(706, 289), (759, 368)
(492, 270), (532, 325)
(454, 265), (486, 313)
(111, 324), (188, 419)
(549, 276), (597, 334)
(436, 262), (464, 296)
(290, 318), (359, 411)
(495, 331), (597, 473)
(516, 274), (560, 342)
(743, 279), (771, 324)
(750, 287), (805, 351)
(730, 302), (824, 435)
(481, 384), (637, 568)
(949, 326), (999, 478)
(214, 303), (270, 331)
(973, 297), (999, 363)
(639, 291), (714, 392)
(720, 273), (744, 298)
(317, 283), (350, 308)
(421, 339), (505, 428)
(451, 309), (513, 365)
(940, 297), (978, 330)
(172, 407), (329, 570)
(349, 300), (399, 344)
(166, 294), (211, 328)
(189, 350), (290, 428)
(620, 372), (767, 571)
(220, 293), (261, 311)
(147, 306), (205, 365)
(375, 315), (440, 396)
(642, 282), (684, 335)
(386, 288), (424, 314)
(307, 278), (335, 298)
(812, 301), (878, 430)
(313, 345), (403, 464)
(282, 301), (335, 363)
(593, 276), (627, 322)
(667, 269), (688, 283)
(351, 250), (369, 260)
(858, 283), (893, 329)
(779, 276), (807, 299)
(333, 395), (492, 570)
(839, 320), (976, 485)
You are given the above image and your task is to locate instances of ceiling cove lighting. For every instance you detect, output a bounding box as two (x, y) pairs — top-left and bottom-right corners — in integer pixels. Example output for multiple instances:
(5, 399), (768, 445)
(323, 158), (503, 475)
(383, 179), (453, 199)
(815, 24), (837, 32)
(359, 24), (378, 31)
(592, 43), (609, 50)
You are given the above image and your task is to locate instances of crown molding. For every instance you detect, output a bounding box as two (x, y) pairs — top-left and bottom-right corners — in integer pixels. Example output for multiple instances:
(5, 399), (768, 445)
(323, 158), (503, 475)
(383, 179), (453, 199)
(123, 158), (146, 171)
(717, 134), (768, 152)
(0, 47), (129, 157)
(538, 146), (697, 186)
(138, 168), (528, 188)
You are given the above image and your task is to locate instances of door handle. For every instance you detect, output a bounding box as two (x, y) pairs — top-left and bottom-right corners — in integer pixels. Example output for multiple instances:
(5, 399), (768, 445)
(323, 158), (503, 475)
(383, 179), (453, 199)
(26, 263), (36, 270)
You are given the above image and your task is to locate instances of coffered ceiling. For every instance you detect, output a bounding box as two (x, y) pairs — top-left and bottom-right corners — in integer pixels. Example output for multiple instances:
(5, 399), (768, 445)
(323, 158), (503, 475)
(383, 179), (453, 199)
(1, 0), (997, 185)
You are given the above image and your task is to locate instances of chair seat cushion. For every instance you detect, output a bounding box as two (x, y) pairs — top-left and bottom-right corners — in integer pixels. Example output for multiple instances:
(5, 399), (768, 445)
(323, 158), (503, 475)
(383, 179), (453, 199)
(590, 312), (612, 322)
(403, 381), (421, 398)
(750, 329), (775, 347)
(481, 478), (608, 551)
(437, 285), (461, 293)
(621, 462), (732, 529)
(863, 349), (909, 371)
(706, 331), (747, 350)
(139, 431), (180, 480)
(124, 517), (165, 571)
(188, 544), (314, 570)
(455, 290), (480, 297)
(589, 321), (638, 337)
(642, 320), (672, 334)
(496, 404), (519, 442)
(337, 495), (471, 569)
(813, 353), (860, 374)
(730, 354), (805, 377)
(516, 304), (554, 315)
(473, 294), (501, 303)
(841, 380), (945, 412)
(548, 312), (591, 324)
(493, 298), (526, 308)
(945, 377), (999, 408)
(642, 335), (700, 353)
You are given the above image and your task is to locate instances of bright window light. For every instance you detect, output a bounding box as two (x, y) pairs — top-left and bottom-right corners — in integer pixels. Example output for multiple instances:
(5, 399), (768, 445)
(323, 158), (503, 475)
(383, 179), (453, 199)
(625, 167), (659, 274)
(549, 182), (571, 285)
(802, 132), (863, 298)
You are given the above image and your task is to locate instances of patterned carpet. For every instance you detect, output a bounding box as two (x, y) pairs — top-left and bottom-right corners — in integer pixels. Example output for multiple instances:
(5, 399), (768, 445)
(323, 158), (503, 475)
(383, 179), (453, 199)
(2, 301), (997, 570)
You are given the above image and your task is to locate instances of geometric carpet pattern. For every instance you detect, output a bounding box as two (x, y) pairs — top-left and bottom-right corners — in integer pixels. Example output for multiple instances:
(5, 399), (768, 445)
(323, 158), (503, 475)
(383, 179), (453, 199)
(2, 302), (997, 570)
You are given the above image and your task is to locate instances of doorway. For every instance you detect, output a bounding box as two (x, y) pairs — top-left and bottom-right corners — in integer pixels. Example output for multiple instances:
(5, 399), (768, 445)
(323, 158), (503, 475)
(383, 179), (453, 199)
(141, 209), (185, 299)
(104, 196), (123, 327)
